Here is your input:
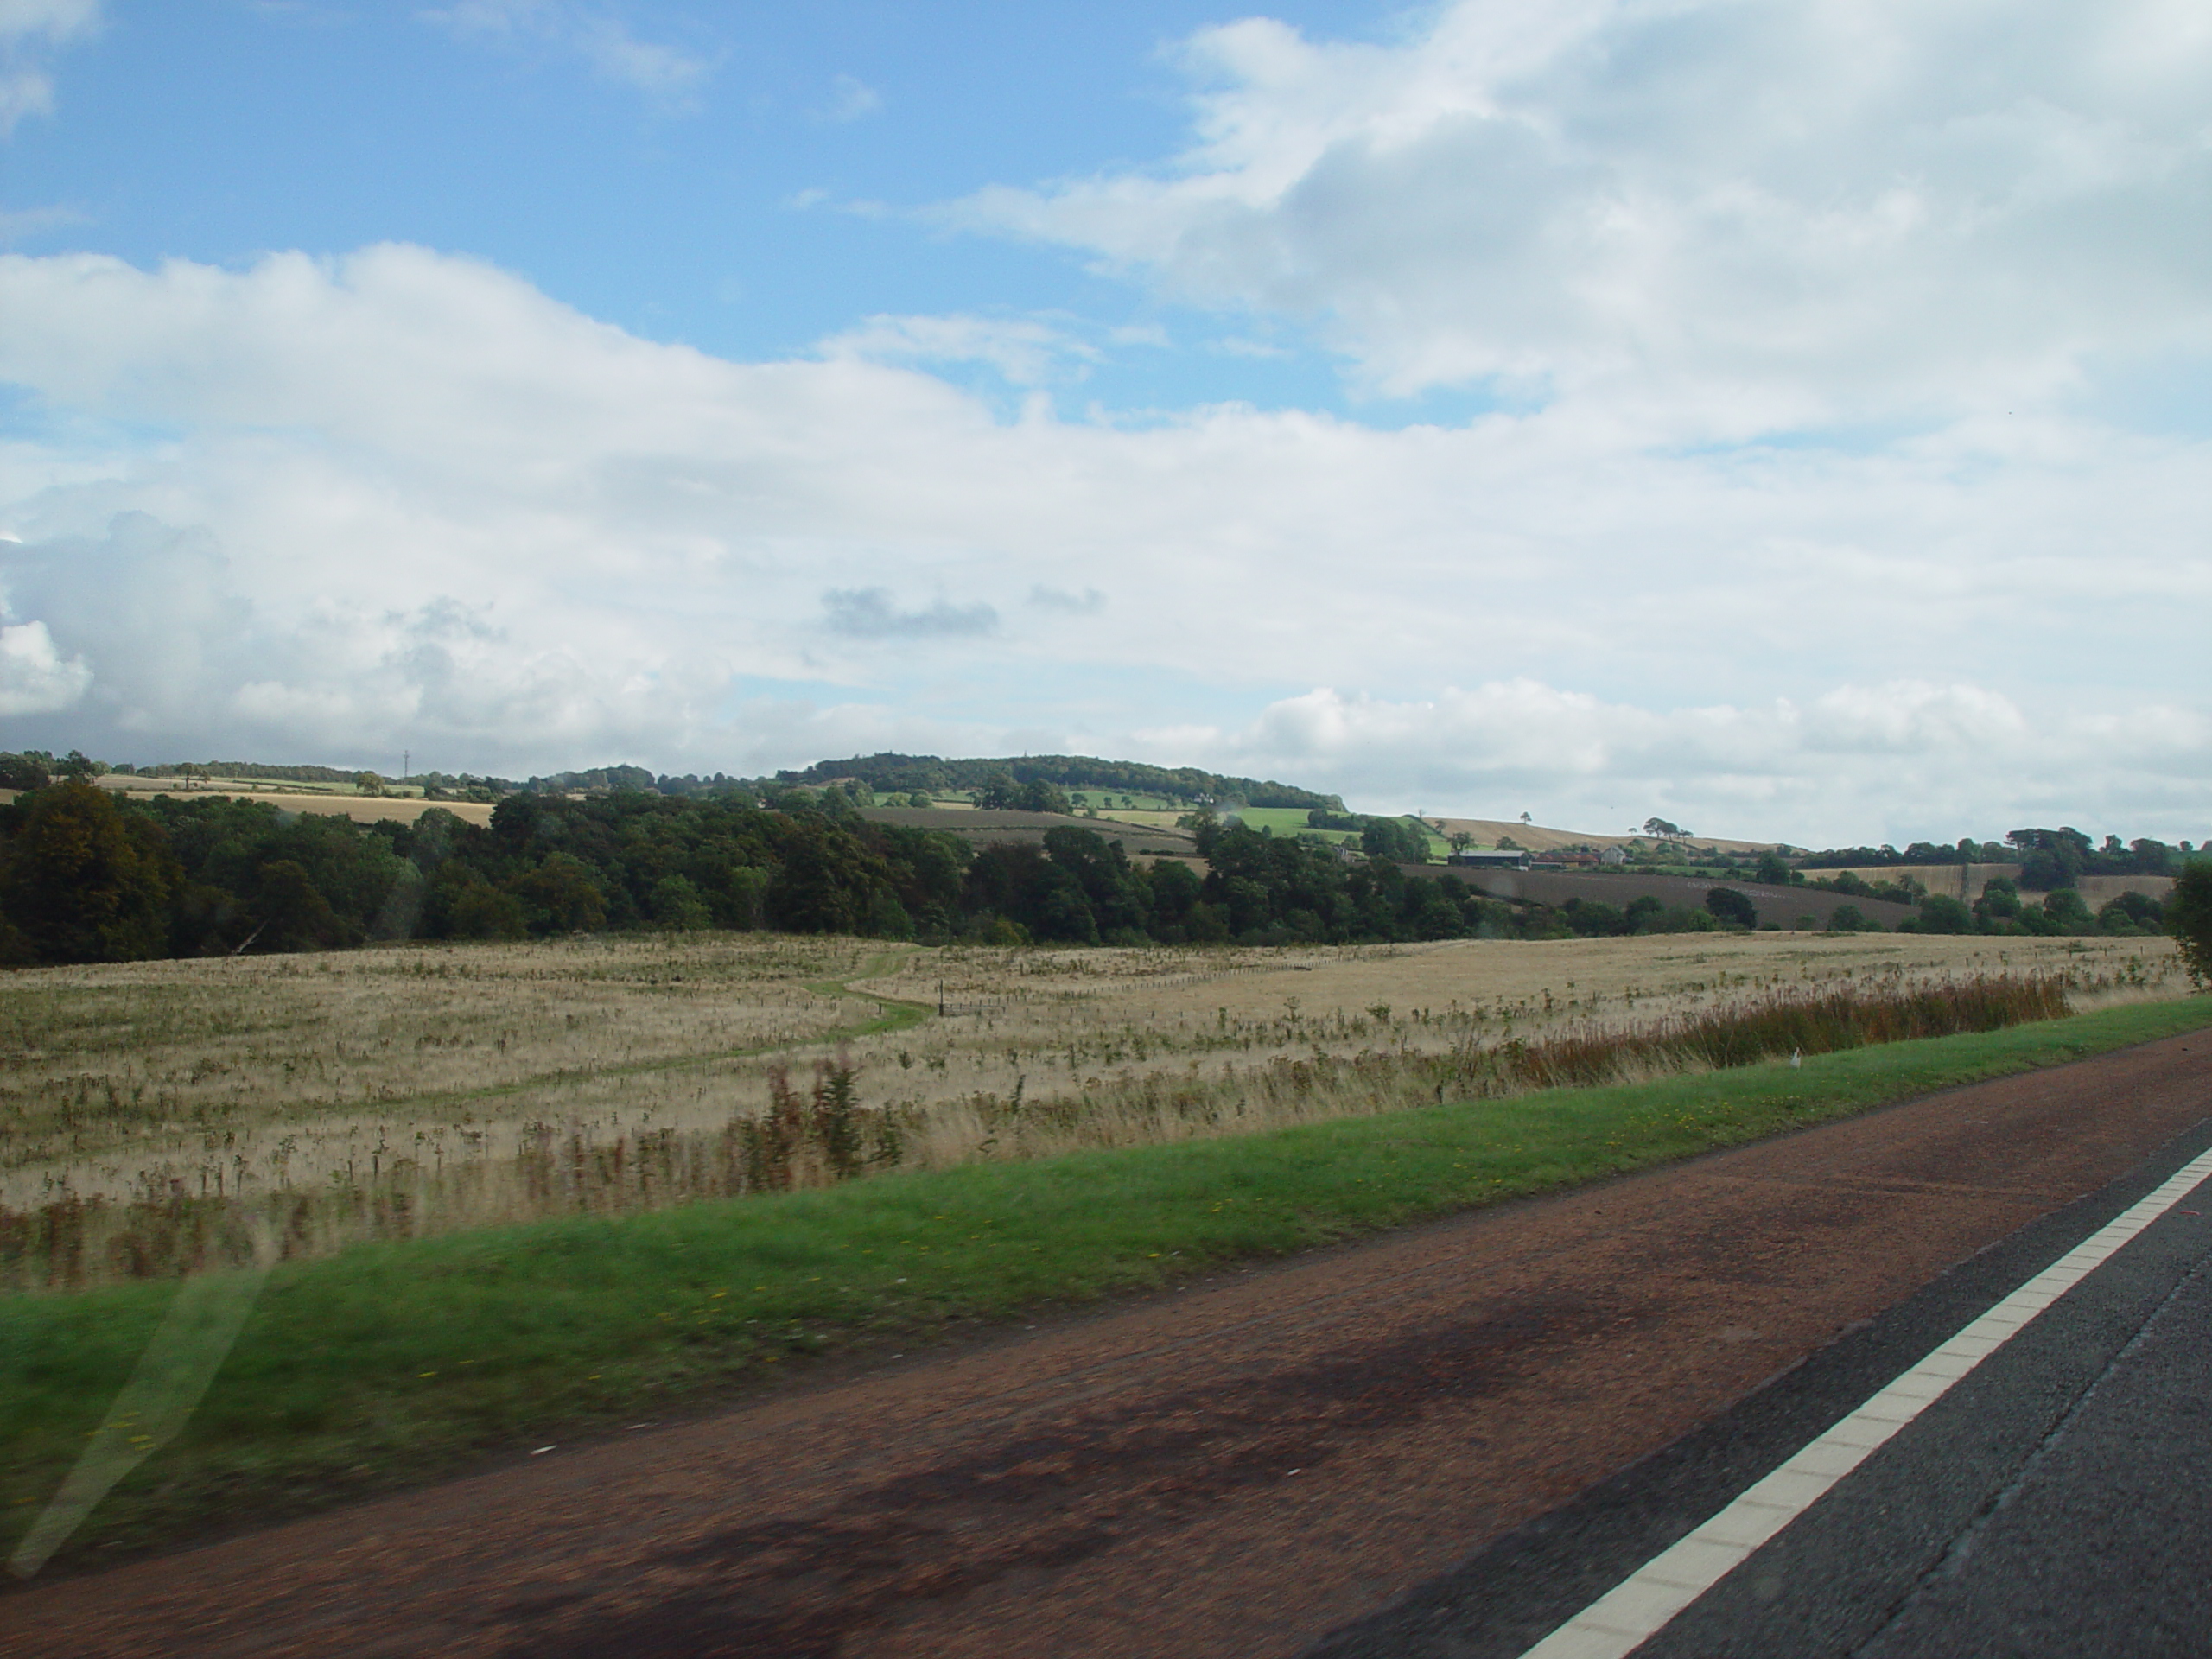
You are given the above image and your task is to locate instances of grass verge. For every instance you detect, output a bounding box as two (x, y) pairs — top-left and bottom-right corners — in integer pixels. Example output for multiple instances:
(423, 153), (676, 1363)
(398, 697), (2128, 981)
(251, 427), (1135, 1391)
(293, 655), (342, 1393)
(6, 994), (2209, 1573)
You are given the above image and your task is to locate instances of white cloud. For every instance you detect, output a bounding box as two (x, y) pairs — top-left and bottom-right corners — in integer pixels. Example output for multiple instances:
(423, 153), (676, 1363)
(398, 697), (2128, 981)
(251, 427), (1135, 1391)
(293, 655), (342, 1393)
(0, 616), (88, 715)
(820, 312), (1095, 387)
(423, 1), (712, 105)
(0, 0), (98, 136)
(0, 243), (2203, 842)
(1164, 683), (2212, 845)
(952, 2), (2212, 426)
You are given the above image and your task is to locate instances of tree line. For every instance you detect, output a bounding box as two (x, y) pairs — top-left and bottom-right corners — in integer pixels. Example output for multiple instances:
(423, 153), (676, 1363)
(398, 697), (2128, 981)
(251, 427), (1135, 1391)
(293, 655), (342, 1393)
(4, 774), (2203, 969)
(1796, 828), (2193, 880)
(771, 751), (1344, 810)
(0, 780), (1542, 966)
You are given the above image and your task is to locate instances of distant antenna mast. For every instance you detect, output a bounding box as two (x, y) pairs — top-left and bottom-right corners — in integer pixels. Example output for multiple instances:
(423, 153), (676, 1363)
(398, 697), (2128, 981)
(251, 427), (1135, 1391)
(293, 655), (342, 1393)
(403, 750), (410, 783)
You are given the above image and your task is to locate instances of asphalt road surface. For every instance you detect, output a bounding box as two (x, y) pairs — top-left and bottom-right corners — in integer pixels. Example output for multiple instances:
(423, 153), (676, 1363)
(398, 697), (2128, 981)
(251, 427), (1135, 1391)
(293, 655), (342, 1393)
(6, 1031), (2207, 1658)
(1315, 1059), (2212, 1658)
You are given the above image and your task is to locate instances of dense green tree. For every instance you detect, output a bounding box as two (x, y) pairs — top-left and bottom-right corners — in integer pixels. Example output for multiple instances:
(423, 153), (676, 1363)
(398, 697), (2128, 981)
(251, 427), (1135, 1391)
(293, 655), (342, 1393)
(0, 779), (177, 962)
(1145, 858), (1204, 937)
(2008, 827), (2091, 890)
(1359, 817), (1430, 864)
(2168, 862), (2212, 987)
(1561, 898), (1628, 937)
(1706, 887), (1759, 929)
(1974, 877), (2024, 928)
(249, 859), (359, 951)
(2040, 888), (2094, 932)
(649, 874), (712, 931)
(428, 866), (528, 940)
(0, 753), (52, 791)
(2096, 892), (2164, 933)
(1915, 895), (1975, 934)
(975, 770), (1022, 810)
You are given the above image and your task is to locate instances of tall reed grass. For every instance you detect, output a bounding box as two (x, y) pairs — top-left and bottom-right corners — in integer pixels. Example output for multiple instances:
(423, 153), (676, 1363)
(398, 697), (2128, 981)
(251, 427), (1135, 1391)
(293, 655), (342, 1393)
(0, 971), (2076, 1290)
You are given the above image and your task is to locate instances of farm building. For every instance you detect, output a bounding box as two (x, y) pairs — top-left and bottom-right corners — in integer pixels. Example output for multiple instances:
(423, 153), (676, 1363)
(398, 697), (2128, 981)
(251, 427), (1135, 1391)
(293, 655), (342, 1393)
(1446, 849), (1532, 870)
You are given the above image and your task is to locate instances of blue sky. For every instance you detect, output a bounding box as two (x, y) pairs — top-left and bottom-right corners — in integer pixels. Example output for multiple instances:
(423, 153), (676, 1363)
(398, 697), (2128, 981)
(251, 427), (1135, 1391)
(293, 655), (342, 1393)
(7, 2), (1394, 409)
(0, 0), (2208, 844)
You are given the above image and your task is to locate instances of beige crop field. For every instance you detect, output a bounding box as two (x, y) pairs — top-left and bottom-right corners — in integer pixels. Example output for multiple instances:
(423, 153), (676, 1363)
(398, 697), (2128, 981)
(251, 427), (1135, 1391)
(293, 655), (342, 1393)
(90, 778), (496, 827)
(0, 930), (2185, 1284)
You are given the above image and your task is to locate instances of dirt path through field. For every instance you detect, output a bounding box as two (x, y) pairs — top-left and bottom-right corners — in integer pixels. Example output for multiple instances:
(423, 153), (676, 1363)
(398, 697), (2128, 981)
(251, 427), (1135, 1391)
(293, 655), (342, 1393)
(7, 1034), (2208, 1657)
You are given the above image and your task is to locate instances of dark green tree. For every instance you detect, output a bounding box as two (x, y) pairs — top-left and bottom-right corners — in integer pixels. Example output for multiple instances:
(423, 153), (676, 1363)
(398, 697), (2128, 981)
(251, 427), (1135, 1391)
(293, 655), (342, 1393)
(2096, 892), (2164, 933)
(1915, 894), (1975, 934)
(2165, 861), (2212, 987)
(1705, 887), (1759, 929)
(1016, 779), (1068, 814)
(0, 753), (52, 791)
(1561, 898), (1628, 936)
(2040, 888), (2094, 933)
(1360, 817), (1429, 864)
(1974, 877), (2024, 929)
(0, 779), (177, 962)
(249, 858), (359, 951)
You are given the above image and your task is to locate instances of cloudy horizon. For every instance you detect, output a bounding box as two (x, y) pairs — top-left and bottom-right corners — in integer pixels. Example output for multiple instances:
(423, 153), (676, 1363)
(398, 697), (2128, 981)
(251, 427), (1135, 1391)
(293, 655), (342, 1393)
(1, 1), (2206, 847)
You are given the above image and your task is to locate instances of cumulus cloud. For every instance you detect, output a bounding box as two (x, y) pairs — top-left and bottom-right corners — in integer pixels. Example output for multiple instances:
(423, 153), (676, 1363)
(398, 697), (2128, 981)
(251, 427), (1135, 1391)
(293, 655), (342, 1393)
(0, 617), (88, 715)
(0, 243), (2202, 841)
(423, 0), (712, 105)
(953, 1), (2212, 423)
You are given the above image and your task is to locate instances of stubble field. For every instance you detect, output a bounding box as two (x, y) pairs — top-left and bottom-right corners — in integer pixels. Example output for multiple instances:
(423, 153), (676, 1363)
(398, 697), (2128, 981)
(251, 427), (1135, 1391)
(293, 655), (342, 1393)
(0, 930), (2184, 1287)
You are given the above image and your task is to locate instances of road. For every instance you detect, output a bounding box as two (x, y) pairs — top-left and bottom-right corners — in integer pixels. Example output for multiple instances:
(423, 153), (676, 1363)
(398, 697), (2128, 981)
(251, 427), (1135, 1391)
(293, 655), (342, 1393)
(1315, 1049), (2212, 1657)
(4, 1032), (2206, 1657)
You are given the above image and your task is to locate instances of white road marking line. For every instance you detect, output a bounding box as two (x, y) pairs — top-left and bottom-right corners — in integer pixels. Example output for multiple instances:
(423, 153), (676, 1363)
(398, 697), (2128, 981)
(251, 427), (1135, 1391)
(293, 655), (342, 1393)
(1515, 1145), (2212, 1659)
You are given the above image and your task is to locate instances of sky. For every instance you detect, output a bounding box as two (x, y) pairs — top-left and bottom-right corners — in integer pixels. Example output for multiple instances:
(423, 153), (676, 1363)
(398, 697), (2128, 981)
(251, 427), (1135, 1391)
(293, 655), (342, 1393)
(0, 0), (2207, 847)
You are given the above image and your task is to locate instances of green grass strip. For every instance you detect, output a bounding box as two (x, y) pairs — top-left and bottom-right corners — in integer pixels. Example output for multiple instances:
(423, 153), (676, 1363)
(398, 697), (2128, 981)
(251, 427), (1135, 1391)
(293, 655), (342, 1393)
(5, 995), (2209, 1570)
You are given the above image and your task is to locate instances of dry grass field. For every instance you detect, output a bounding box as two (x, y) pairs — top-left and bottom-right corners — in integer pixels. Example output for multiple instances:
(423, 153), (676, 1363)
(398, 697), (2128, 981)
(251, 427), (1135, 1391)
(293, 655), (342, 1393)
(0, 930), (2184, 1285)
(89, 777), (496, 827)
